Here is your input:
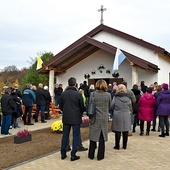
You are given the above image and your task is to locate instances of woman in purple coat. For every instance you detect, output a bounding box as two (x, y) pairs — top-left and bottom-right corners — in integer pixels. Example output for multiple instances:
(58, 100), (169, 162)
(155, 83), (170, 137)
(138, 87), (155, 136)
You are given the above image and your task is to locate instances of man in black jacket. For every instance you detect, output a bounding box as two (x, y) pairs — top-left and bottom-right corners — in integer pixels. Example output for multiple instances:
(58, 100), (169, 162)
(1, 88), (15, 135)
(35, 83), (48, 123)
(59, 77), (85, 161)
(44, 86), (52, 120)
(54, 84), (63, 107)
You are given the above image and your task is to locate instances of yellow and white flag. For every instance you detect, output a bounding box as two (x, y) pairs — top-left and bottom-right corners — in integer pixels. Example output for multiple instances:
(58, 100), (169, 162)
(36, 53), (43, 70)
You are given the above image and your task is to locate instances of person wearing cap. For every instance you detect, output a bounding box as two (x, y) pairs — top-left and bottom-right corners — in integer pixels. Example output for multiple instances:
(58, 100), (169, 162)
(155, 83), (170, 137)
(59, 77), (85, 161)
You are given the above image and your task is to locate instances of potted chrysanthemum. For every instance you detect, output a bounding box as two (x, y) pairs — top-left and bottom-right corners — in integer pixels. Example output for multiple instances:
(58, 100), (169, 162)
(14, 129), (32, 144)
(51, 120), (63, 133)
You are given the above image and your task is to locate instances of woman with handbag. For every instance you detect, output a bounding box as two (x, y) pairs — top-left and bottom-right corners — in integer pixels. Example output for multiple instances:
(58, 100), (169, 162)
(88, 80), (111, 161)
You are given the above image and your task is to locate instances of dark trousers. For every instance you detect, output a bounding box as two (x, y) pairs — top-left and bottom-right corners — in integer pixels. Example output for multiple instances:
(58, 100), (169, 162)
(159, 116), (169, 134)
(45, 103), (50, 119)
(11, 113), (14, 126)
(1, 114), (12, 134)
(140, 120), (151, 133)
(133, 115), (138, 131)
(23, 106), (32, 124)
(61, 124), (80, 157)
(17, 104), (23, 117)
(88, 131), (105, 160)
(35, 105), (46, 122)
(66, 132), (83, 149)
(55, 97), (59, 106)
(0, 114), (1, 126)
(114, 131), (128, 149)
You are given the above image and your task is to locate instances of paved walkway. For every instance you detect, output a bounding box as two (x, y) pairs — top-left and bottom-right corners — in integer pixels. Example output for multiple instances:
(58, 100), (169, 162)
(1, 118), (170, 170)
(0, 118), (60, 139)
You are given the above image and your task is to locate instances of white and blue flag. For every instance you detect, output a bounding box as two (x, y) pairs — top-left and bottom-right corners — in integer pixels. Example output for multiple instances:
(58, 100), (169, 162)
(112, 48), (126, 73)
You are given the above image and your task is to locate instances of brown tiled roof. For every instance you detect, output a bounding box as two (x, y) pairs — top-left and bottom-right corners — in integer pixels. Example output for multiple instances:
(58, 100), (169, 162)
(37, 24), (169, 74)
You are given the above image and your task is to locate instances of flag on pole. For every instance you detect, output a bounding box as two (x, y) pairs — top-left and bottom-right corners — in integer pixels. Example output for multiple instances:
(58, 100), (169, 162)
(36, 53), (43, 70)
(112, 48), (126, 73)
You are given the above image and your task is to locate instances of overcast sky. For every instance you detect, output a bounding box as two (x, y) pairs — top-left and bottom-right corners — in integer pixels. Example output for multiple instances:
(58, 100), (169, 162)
(0, 0), (170, 70)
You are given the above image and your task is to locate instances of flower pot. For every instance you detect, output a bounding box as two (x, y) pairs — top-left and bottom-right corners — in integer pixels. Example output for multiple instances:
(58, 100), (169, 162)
(14, 134), (32, 144)
(81, 122), (89, 128)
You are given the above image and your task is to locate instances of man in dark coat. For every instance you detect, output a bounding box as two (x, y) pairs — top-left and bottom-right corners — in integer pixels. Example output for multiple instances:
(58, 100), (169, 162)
(59, 77), (85, 161)
(35, 83), (48, 123)
(1, 88), (15, 135)
(54, 84), (63, 106)
(44, 86), (52, 120)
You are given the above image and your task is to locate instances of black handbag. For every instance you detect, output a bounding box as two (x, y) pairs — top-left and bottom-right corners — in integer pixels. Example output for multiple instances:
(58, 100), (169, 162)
(87, 92), (96, 119)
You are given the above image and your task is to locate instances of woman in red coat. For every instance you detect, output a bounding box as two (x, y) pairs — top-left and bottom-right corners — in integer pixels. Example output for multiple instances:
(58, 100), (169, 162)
(138, 87), (155, 136)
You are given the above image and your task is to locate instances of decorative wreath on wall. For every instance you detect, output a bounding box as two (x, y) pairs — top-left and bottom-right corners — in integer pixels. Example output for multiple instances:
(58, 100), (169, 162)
(84, 73), (90, 79)
(84, 64), (120, 79)
(98, 64), (105, 70)
(98, 64), (105, 73)
(91, 70), (96, 75)
(112, 72), (119, 78)
(106, 69), (111, 74)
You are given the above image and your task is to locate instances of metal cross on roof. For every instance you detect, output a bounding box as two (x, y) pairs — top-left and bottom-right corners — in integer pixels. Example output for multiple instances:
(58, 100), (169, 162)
(98, 5), (107, 24)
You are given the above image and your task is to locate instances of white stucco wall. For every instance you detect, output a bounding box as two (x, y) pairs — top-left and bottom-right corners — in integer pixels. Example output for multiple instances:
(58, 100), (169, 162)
(157, 56), (170, 84)
(92, 31), (170, 86)
(56, 49), (157, 90)
(93, 31), (158, 65)
(138, 69), (157, 87)
(54, 30), (170, 90)
(56, 50), (115, 89)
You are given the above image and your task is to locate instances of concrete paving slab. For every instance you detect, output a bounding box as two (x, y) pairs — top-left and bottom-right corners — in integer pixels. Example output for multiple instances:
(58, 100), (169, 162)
(5, 122), (170, 170)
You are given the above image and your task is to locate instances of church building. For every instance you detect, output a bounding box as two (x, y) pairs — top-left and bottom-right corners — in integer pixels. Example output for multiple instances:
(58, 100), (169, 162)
(37, 24), (170, 97)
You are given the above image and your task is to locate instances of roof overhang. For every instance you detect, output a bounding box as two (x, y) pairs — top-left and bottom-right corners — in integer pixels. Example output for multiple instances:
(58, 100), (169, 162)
(37, 36), (160, 75)
(37, 24), (170, 75)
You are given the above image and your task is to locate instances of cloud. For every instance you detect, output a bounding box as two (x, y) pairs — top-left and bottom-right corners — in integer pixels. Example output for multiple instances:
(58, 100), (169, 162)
(0, 0), (170, 69)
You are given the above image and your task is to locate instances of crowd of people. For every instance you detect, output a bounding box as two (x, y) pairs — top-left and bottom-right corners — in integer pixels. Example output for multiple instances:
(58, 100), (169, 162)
(0, 78), (170, 162)
(57, 78), (170, 161)
(0, 83), (52, 135)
